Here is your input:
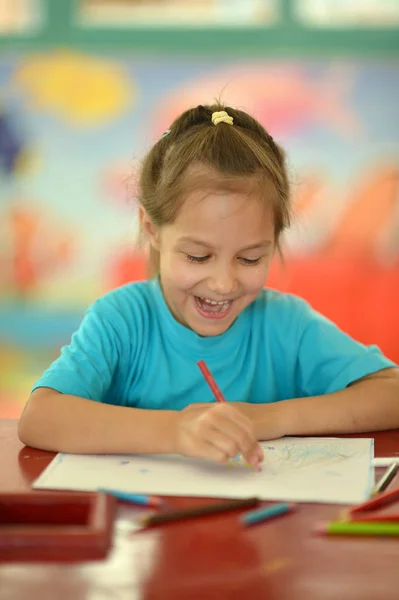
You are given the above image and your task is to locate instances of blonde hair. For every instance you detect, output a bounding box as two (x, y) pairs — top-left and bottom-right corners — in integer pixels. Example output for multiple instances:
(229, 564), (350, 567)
(138, 103), (291, 276)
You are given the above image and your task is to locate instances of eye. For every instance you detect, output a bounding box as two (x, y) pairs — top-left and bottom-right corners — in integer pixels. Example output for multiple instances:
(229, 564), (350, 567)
(184, 253), (210, 263)
(239, 257), (263, 266)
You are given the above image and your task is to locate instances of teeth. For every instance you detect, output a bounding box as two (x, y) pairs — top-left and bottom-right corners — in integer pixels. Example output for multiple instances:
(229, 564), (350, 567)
(201, 297), (230, 305)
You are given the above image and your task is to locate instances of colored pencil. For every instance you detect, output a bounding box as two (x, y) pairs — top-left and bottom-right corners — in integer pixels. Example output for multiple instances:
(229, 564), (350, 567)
(197, 359), (262, 472)
(349, 487), (399, 514)
(349, 510), (399, 523)
(370, 462), (398, 496)
(197, 359), (227, 403)
(316, 520), (399, 537)
(98, 488), (163, 507)
(241, 502), (295, 526)
(139, 497), (260, 527)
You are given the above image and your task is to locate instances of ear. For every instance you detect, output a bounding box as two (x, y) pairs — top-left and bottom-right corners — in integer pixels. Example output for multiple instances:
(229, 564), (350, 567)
(139, 206), (160, 250)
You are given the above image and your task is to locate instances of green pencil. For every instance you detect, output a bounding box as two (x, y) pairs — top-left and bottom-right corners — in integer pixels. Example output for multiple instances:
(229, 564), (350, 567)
(316, 521), (399, 537)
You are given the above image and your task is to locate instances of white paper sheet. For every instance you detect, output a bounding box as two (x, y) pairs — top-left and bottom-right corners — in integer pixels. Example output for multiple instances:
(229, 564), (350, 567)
(33, 437), (374, 505)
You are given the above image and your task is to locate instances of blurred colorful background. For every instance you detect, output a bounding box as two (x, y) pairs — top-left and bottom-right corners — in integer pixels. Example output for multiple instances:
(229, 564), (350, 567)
(1, 0), (399, 418)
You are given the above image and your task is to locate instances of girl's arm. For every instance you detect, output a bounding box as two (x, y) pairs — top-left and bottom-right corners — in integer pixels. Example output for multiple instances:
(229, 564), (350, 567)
(18, 387), (263, 466)
(18, 387), (179, 454)
(250, 368), (399, 439)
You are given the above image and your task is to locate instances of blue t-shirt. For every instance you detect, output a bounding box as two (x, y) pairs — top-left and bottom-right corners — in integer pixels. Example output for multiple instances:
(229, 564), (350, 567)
(32, 278), (396, 408)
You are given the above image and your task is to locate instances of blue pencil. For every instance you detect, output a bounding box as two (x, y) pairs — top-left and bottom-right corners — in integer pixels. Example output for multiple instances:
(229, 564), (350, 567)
(240, 502), (294, 526)
(98, 488), (163, 507)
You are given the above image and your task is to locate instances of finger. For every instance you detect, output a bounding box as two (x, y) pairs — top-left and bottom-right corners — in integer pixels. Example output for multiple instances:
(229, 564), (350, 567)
(212, 403), (256, 443)
(243, 444), (264, 467)
(204, 420), (260, 466)
(212, 405), (264, 465)
(190, 439), (231, 464)
(244, 441), (264, 461)
(205, 428), (242, 460)
(200, 427), (260, 467)
(207, 406), (257, 457)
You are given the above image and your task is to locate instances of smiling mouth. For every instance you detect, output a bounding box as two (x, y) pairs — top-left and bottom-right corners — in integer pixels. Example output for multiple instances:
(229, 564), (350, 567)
(194, 296), (233, 319)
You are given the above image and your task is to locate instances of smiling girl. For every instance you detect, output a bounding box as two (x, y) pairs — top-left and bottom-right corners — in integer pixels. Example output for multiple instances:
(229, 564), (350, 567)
(18, 104), (399, 467)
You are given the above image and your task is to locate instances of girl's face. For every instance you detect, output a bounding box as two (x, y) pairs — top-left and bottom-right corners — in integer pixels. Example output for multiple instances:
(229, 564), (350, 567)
(142, 188), (276, 337)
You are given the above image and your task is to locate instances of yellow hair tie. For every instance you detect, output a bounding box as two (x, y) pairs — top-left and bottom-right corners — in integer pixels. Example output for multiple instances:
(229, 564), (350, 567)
(211, 110), (233, 126)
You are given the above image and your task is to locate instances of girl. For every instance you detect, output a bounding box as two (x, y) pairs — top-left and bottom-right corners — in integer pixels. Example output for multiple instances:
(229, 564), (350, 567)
(18, 104), (399, 469)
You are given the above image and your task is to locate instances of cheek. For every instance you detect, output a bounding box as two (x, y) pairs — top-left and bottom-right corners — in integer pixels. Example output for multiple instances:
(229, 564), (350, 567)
(242, 265), (270, 293)
(163, 255), (201, 289)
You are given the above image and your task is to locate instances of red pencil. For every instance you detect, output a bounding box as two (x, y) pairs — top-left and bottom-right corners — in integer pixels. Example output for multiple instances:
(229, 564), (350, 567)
(349, 487), (399, 514)
(197, 360), (227, 403)
(197, 359), (261, 472)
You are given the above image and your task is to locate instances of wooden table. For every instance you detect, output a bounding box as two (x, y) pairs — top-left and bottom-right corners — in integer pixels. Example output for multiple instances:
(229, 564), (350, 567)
(1, 419), (399, 600)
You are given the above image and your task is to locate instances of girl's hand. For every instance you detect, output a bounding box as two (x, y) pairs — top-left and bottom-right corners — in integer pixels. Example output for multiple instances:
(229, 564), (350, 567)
(174, 402), (263, 467)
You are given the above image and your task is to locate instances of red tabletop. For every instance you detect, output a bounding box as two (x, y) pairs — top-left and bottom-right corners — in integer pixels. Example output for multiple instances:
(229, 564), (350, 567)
(1, 419), (399, 600)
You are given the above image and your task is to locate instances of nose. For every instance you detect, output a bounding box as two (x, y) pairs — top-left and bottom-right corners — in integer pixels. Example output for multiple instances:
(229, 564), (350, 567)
(207, 263), (238, 296)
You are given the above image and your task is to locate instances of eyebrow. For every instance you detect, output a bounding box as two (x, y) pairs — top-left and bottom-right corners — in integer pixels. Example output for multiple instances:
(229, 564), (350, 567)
(177, 237), (272, 251)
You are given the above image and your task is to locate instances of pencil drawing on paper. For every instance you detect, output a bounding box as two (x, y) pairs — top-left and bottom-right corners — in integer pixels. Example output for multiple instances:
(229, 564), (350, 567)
(259, 440), (357, 475)
(225, 440), (357, 473)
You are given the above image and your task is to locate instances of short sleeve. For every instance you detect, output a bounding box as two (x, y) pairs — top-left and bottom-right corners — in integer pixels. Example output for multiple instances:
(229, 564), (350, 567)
(32, 300), (123, 401)
(295, 302), (397, 397)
